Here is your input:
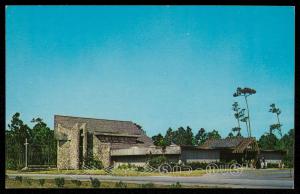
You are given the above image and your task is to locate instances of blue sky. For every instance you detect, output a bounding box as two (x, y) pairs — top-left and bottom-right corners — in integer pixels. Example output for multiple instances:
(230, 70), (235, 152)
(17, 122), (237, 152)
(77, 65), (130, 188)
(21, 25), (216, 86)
(6, 6), (295, 139)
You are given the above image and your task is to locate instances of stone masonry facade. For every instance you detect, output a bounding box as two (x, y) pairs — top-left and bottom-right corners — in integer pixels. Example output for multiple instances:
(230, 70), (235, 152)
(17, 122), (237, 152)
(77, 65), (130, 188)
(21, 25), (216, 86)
(54, 115), (285, 169)
(54, 115), (155, 169)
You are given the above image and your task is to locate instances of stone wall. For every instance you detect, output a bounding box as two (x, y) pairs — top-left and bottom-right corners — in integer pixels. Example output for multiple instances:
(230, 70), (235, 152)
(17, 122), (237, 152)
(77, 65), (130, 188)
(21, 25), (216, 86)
(93, 135), (111, 167)
(81, 123), (88, 165)
(56, 123), (80, 169)
(57, 140), (71, 169)
(56, 124), (71, 169)
(68, 123), (80, 169)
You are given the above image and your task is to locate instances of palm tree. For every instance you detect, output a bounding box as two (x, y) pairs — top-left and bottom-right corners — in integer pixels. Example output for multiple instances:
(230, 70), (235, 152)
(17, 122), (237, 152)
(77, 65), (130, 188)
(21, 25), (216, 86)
(232, 102), (244, 136)
(233, 87), (256, 137)
(232, 102), (241, 128)
(227, 132), (234, 138)
(232, 127), (242, 137)
(240, 115), (249, 137)
(269, 103), (282, 137)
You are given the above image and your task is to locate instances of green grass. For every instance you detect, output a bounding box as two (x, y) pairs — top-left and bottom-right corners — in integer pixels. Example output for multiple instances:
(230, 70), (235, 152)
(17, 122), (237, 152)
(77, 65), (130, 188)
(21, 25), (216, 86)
(5, 178), (150, 188)
(6, 168), (207, 177)
(6, 169), (107, 175)
(7, 167), (290, 178)
(5, 177), (227, 188)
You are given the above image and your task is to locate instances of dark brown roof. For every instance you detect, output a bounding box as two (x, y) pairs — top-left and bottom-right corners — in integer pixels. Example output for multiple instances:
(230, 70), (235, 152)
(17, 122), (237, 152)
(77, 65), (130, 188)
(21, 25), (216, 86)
(180, 145), (221, 151)
(201, 137), (259, 153)
(54, 115), (153, 147)
(260, 149), (287, 154)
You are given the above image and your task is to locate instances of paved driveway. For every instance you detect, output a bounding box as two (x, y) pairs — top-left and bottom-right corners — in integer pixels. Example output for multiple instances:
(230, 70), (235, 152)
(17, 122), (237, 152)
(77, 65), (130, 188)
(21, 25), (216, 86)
(7, 169), (294, 189)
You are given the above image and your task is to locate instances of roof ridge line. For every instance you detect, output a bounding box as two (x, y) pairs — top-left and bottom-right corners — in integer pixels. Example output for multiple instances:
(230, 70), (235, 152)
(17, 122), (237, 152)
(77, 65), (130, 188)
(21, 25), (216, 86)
(54, 114), (133, 123)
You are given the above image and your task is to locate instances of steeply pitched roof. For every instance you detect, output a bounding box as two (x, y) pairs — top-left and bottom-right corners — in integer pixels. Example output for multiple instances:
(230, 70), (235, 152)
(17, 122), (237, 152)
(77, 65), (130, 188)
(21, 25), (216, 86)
(201, 137), (259, 153)
(54, 115), (153, 147)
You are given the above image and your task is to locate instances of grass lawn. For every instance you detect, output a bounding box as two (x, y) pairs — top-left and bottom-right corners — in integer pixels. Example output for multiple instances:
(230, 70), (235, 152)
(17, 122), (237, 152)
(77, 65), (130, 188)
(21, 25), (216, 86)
(6, 169), (208, 177)
(5, 177), (226, 188)
(5, 177), (161, 188)
(6, 169), (108, 175)
(6, 167), (289, 178)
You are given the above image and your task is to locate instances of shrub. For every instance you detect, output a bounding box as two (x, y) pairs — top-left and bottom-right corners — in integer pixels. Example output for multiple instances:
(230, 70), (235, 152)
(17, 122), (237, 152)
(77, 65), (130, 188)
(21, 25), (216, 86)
(187, 161), (242, 170)
(5, 174), (8, 180)
(54, 177), (65, 188)
(141, 183), (155, 188)
(117, 163), (138, 170)
(265, 162), (291, 168)
(24, 178), (32, 186)
(228, 160), (237, 165)
(137, 166), (144, 172)
(5, 159), (17, 170)
(117, 163), (129, 169)
(85, 156), (103, 169)
(283, 159), (294, 168)
(71, 179), (82, 187)
(115, 181), (127, 188)
(90, 177), (101, 188)
(15, 176), (23, 182)
(39, 179), (45, 186)
(148, 156), (168, 169)
(170, 182), (181, 188)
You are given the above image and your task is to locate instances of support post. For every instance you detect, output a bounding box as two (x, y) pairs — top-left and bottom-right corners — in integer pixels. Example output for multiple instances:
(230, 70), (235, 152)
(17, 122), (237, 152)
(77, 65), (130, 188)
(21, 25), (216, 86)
(22, 138), (29, 171)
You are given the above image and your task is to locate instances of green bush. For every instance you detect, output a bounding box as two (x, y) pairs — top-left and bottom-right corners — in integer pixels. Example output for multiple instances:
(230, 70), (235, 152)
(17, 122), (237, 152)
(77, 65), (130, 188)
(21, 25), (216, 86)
(283, 159), (294, 168)
(54, 177), (65, 188)
(24, 178), (32, 186)
(5, 159), (17, 170)
(137, 166), (144, 172)
(117, 163), (130, 169)
(85, 157), (103, 169)
(117, 163), (138, 170)
(186, 161), (242, 170)
(90, 177), (101, 188)
(71, 179), (82, 187)
(39, 179), (45, 186)
(140, 183), (155, 188)
(115, 181), (127, 188)
(265, 162), (292, 168)
(228, 160), (237, 165)
(170, 182), (181, 188)
(148, 156), (168, 169)
(15, 176), (23, 182)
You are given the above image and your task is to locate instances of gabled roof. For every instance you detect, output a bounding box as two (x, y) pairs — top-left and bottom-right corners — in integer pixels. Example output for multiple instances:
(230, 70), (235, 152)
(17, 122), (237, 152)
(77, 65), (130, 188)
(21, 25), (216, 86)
(201, 137), (259, 153)
(54, 115), (153, 147)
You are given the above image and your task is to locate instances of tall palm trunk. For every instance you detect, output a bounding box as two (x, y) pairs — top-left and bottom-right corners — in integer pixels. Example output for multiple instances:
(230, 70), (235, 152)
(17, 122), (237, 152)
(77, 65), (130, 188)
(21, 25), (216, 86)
(237, 119), (241, 136)
(235, 110), (241, 129)
(245, 120), (249, 137)
(276, 113), (282, 137)
(244, 96), (252, 137)
(235, 109), (241, 136)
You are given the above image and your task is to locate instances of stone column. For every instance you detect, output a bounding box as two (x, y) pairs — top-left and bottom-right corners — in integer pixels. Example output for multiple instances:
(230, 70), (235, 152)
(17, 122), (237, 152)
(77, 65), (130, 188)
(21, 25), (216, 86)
(56, 124), (71, 169)
(69, 123), (80, 169)
(80, 123), (88, 165)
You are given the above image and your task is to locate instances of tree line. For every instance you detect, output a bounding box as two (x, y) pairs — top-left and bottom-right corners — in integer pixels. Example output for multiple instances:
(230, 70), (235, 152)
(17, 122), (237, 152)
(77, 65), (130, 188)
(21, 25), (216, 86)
(151, 87), (294, 165)
(151, 127), (221, 147)
(5, 112), (56, 170)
